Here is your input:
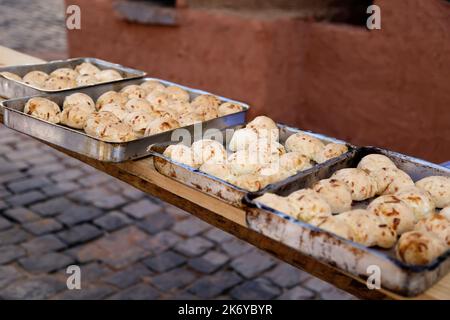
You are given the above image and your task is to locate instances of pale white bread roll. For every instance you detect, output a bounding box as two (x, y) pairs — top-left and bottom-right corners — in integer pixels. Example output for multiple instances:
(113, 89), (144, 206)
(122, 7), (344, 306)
(313, 178), (353, 214)
(23, 70), (49, 87)
(61, 104), (94, 129)
(169, 101), (192, 116)
(120, 85), (147, 100)
(336, 209), (397, 248)
(100, 103), (128, 121)
(50, 68), (79, 80)
(331, 168), (378, 201)
(165, 86), (190, 102)
(396, 231), (447, 265)
(314, 143), (348, 163)
(96, 91), (128, 110)
(140, 80), (165, 94)
(246, 116), (279, 141)
(279, 152), (312, 173)
(94, 122), (136, 143)
(123, 111), (154, 136)
(144, 117), (180, 136)
(178, 112), (203, 127)
(287, 189), (332, 223)
(63, 93), (95, 110)
(285, 133), (325, 161)
(191, 94), (220, 121)
(367, 195), (415, 234)
(369, 167), (413, 195)
(312, 216), (354, 241)
(255, 193), (296, 217)
(191, 139), (227, 166)
(146, 90), (170, 109)
(43, 76), (76, 90)
(395, 186), (435, 221)
(95, 69), (123, 82)
(76, 73), (98, 86)
(125, 98), (154, 114)
(84, 111), (121, 137)
(218, 102), (243, 117)
(24, 97), (61, 124)
(416, 176), (450, 208)
(229, 128), (259, 152)
(357, 154), (397, 174)
(199, 163), (233, 181)
(415, 214), (450, 246)
(227, 173), (273, 192)
(75, 62), (100, 76)
(163, 144), (198, 168)
(1, 71), (22, 81)
(228, 150), (262, 176)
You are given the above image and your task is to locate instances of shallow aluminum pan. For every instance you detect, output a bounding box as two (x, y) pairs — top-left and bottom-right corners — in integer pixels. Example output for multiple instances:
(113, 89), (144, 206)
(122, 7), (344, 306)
(244, 146), (450, 296)
(150, 124), (355, 208)
(0, 57), (146, 99)
(1, 77), (249, 162)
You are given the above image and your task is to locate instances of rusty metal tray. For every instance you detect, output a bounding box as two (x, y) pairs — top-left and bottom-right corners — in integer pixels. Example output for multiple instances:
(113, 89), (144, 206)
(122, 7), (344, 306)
(0, 57), (146, 99)
(244, 146), (450, 296)
(150, 124), (355, 208)
(1, 77), (249, 162)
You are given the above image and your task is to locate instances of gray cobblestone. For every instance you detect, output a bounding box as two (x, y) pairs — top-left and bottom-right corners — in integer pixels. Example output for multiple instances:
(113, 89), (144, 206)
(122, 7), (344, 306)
(220, 238), (253, 258)
(0, 217), (12, 231)
(174, 237), (214, 257)
(264, 263), (309, 288)
(93, 211), (131, 231)
(56, 285), (116, 300)
(21, 234), (67, 254)
(50, 168), (84, 182)
(143, 251), (186, 272)
(0, 245), (26, 264)
(41, 182), (79, 197)
(278, 286), (316, 300)
(0, 227), (29, 245)
(93, 195), (128, 210)
(204, 228), (234, 243)
(108, 284), (159, 300)
(0, 266), (24, 289)
(123, 199), (162, 219)
(23, 218), (63, 235)
(6, 190), (46, 206)
(151, 267), (197, 291)
(30, 197), (74, 216)
(138, 231), (182, 254)
(188, 251), (229, 274)
(188, 271), (242, 299)
(103, 264), (152, 289)
(231, 250), (276, 279)
(138, 212), (175, 235)
(57, 205), (103, 226)
(57, 224), (102, 245)
(172, 217), (211, 237)
(7, 176), (51, 193)
(19, 252), (74, 273)
(230, 278), (281, 300)
(0, 276), (66, 300)
(3, 207), (40, 223)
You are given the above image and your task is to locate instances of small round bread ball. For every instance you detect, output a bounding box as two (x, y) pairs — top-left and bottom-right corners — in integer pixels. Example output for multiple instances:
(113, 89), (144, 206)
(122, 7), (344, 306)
(144, 118), (180, 136)
(369, 167), (413, 195)
(169, 101), (192, 115)
(140, 80), (165, 94)
(24, 97), (61, 124)
(416, 176), (450, 208)
(287, 189), (332, 223)
(357, 154), (397, 174)
(191, 94), (220, 109)
(336, 209), (397, 248)
(63, 93), (95, 110)
(43, 76), (77, 90)
(313, 216), (354, 240)
(331, 168), (378, 201)
(314, 143), (348, 163)
(395, 186), (435, 221)
(218, 102), (243, 117)
(50, 68), (79, 80)
(367, 195), (415, 234)
(227, 173), (273, 192)
(191, 95), (220, 121)
(123, 111), (154, 136)
(1, 71), (22, 81)
(285, 133), (325, 161)
(96, 91), (128, 110)
(100, 103), (128, 121)
(415, 214), (450, 245)
(61, 104), (94, 129)
(279, 152), (312, 173)
(95, 69), (123, 82)
(199, 163), (232, 181)
(23, 71), (49, 87)
(228, 150), (262, 176)
(163, 144), (198, 168)
(246, 116), (279, 141)
(76, 73), (98, 86)
(396, 231), (447, 265)
(313, 179), (353, 214)
(247, 139), (286, 168)
(178, 112), (203, 127)
(120, 85), (147, 100)
(75, 62), (100, 76)
(165, 86), (190, 102)
(97, 122), (136, 142)
(229, 128), (259, 152)
(125, 98), (153, 114)
(84, 111), (121, 137)
(146, 90), (170, 109)
(256, 193), (296, 217)
(441, 207), (450, 221)
(192, 139), (227, 166)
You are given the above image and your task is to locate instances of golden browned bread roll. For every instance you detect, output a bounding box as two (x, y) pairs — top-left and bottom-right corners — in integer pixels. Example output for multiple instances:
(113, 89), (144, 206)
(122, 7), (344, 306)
(100, 103), (128, 121)
(163, 144), (198, 168)
(165, 86), (190, 102)
(395, 186), (435, 221)
(125, 98), (154, 114)
(63, 93), (95, 110)
(279, 152), (312, 173)
(123, 111), (154, 136)
(441, 207), (450, 221)
(120, 85), (147, 100)
(416, 176), (450, 208)
(287, 189), (332, 223)
(415, 214), (450, 245)
(313, 179), (353, 214)
(229, 128), (259, 152)
(218, 102), (243, 117)
(76, 73), (98, 86)
(313, 216), (354, 240)
(60, 104), (94, 129)
(43, 76), (77, 90)
(314, 143), (348, 163)
(144, 117), (180, 136)
(140, 80), (165, 94)
(331, 168), (378, 201)
(369, 167), (413, 195)
(24, 97), (61, 124)
(96, 91), (128, 110)
(396, 231), (447, 265)
(146, 90), (170, 110)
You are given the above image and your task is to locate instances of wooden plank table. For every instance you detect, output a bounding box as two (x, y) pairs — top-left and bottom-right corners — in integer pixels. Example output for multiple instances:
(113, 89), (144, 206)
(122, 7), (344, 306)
(1, 46), (449, 300)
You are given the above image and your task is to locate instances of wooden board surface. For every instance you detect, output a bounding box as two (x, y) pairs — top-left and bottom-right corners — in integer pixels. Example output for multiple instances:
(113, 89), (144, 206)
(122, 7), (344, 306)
(1, 45), (448, 300)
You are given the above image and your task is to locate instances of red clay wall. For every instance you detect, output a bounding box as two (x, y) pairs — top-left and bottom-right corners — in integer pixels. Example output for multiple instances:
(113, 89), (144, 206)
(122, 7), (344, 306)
(66, 0), (450, 162)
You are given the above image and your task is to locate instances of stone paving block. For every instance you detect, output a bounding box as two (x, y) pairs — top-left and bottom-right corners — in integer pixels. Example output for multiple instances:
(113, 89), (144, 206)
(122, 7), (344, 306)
(0, 265), (24, 289)
(188, 251), (229, 274)
(138, 230), (182, 254)
(3, 207), (40, 223)
(143, 251), (186, 273)
(103, 264), (152, 289)
(231, 250), (276, 279)
(7, 176), (51, 193)
(230, 278), (281, 300)
(41, 182), (79, 197)
(56, 285), (116, 300)
(188, 271), (242, 299)
(6, 190), (46, 206)
(19, 252), (75, 273)
(21, 234), (67, 254)
(0, 245), (26, 265)
(0, 227), (29, 245)
(151, 267), (197, 291)
(264, 263), (309, 288)
(168, 292), (199, 300)
(122, 199), (162, 219)
(164, 205), (189, 220)
(79, 263), (112, 282)
(68, 187), (112, 204)
(302, 277), (355, 300)
(138, 212), (175, 235)
(302, 277), (335, 293)
(172, 217), (211, 237)
(174, 236), (214, 257)
(108, 284), (159, 300)
(93, 211), (131, 231)
(122, 187), (145, 200)
(57, 205), (103, 226)
(50, 168), (84, 182)
(6, 148), (43, 161)
(30, 197), (74, 217)
(0, 276), (66, 300)
(57, 224), (103, 245)
(23, 218), (63, 235)
(219, 238), (253, 258)
(93, 195), (128, 210)
(78, 173), (113, 187)
(0, 200), (7, 211)
(0, 172), (26, 184)
(278, 286), (316, 300)
(27, 163), (66, 176)
(204, 228), (234, 243)
(0, 217), (12, 231)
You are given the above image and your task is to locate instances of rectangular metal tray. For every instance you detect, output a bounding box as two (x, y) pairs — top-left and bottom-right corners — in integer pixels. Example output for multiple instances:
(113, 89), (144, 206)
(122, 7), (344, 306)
(1, 77), (249, 162)
(150, 124), (355, 208)
(244, 146), (450, 296)
(0, 57), (146, 99)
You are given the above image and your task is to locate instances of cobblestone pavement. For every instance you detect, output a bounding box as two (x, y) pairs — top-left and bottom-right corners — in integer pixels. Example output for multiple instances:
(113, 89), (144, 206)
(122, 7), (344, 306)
(0, 0), (355, 300)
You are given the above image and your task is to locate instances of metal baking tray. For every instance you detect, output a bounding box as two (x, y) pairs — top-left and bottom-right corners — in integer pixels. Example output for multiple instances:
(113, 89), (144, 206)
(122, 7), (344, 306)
(244, 146), (450, 296)
(1, 77), (249, 162)
(0, 57), (146, 99)
(150, 124), (355, 208)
